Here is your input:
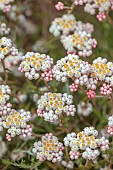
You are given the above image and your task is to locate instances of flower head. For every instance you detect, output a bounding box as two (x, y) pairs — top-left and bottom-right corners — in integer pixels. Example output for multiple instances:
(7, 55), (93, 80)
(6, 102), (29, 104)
(18, 52), (54, 81)
(37, 92), (76, 123)
(64, 127), (109, 160)
(32, 133), (64, 162)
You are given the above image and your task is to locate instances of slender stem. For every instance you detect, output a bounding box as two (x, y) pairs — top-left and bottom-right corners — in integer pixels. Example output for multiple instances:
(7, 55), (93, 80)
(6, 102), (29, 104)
(1, 59), (8, 84)
(68, 1), (75, 14)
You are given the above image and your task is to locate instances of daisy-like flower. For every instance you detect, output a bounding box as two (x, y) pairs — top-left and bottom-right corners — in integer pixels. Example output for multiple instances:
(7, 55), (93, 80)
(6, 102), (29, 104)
(32, 133), (64, 162)
(77, 102), (93, 116)
(64, 127), (109, 160)
(0, 136), (7, 157)
(18, 52), (54, 81)
(1, 109), (32, 141)
(74, 0), (112, 21)
(61, 31), (97, 57)
(0, 85), (11, 106)
(0, 37), (18, 60)
(37, 92), (76, 123)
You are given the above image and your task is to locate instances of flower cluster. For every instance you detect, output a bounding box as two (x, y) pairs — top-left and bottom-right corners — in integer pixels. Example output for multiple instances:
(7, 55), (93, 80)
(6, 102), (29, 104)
(53, 54), (113, 97)
(2, 109), (32, 141)
(0, 0), (14, 12)
(52, 54), (91, 83)
(107, 115), (113, 135)
(0, 84), (32, 140)
(18, 52), (54, 81)
(0, 37), (18, 60)
(0, 23), (10, 35)
(49, 14), (77, 36)
(49, 14), (96, 57)
(100, 83), (112, 96)
(64, 127), (109, 160)
(91, 57), (113, 83)
(49, 14), (94, 37)
(32, 133), (64, 162)
(55, 2), (64, 11)
(77, 102), (93, 116)
(61, 31), (97, 57)
(74, 0), (113, 21)
(37, 92), (76, 123)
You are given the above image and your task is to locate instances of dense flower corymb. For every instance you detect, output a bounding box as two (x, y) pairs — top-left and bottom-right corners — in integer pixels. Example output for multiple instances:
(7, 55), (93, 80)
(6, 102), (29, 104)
(49, 14), (94, 37)
(0, 109), (32, 141)
(37, 92), (76, 123)
(61, 31), (97, 57)
(64, 127), (109, 160)
(32, 133), (64, 162)
(52, 54), (91, 83)
(18, 52), (54, 81)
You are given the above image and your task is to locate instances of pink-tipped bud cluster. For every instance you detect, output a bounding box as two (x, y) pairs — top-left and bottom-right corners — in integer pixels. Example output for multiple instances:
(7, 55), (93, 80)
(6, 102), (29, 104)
(55, 2), (64, 11)
(107, 126), (113, 135)
(100, 84), (112, 96)
(41, 68), (54, 82)
(69, 151), (81, 160)
(97, 12), (106, 21)
(86, 90), (96, 98)
(69, 83), (78, 92)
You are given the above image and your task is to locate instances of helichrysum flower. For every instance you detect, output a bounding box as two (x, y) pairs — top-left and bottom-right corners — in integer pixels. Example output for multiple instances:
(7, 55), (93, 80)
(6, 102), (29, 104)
(32, 133), (64, 162)
(61, 31), (97, 57)
(49, 14), (94, 37)
(0, 85), (11, 106)
(91, 57), (113, 82)
(18, 52), (54, 81)
(37, 92), (76, 123)
(77, 102), (93, 116)
(0, 37), (18, 60)
(52, 54), (91, 83)
(49, 14), (77, 36)
(64, 127), (109, 160)
(1, 109), (32, 141)
(0, 136), (7, 157)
